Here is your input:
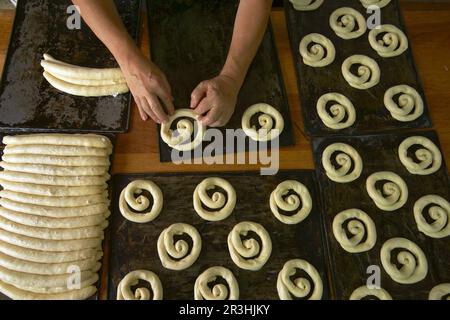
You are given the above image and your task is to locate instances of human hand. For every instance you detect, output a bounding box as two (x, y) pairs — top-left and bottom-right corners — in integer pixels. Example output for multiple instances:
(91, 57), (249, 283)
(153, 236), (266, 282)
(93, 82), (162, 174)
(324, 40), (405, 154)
(190, 74), (240, 127)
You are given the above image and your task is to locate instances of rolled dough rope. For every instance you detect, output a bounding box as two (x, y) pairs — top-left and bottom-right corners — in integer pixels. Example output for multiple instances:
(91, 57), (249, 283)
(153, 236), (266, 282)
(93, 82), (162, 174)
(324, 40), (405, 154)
(299, 33), (335, 67)
(342, 55), (381, 90)
(160, 109), (206, 151)
(0, 241), (102, 264)
(0, 180), (106, 197)
(269, 180), (312, 225)
(0, 198), (109, 218)
(0, 190), (108, 208)
(329, 7), (367, 40)
(242, 103), (284, 142)
(194, 266), (239, 300)
(429, 283), (450, 300)
(277, 259), (323, 300)
(117, 270), (163, 300)
(289, 0), (323, 11)
(0, 229), (102, 252)
(316, 93), (356, 130)
(227, 221), (272, 271)
(413, 195), (450, 239)
(193, 177), (236, 222)
(11, 275), (98, 295)
(380, 238), (428, 284)
(369, 24), (408, 58)
(360, 0), (392, 9)
(332, 209), (377, 253)
(349, 286), (392, 300)
(157, 223), (201, 271)
(321, 143), (363, 183)
(0, 171), (109, 186)
(119, 180), (163, 224)
(0, 251), (100, 275)
(384, 85), (424, 122)
(0, 280), (97, 300)
(0, 162), (108, 177)
(1, 154), (110, 167)
(0, 216), (106, 241)
(398, 136), (442, 175)
(3, 145), (111, 157)
(3, 133), (112, 149)
(0, 206), (108, 229)
(366, 171), (408, 211)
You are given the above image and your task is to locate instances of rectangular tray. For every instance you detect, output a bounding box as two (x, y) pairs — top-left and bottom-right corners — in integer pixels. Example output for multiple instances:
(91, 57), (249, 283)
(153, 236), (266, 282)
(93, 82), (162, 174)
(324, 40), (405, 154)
(0, 0), (141, 133)
(148, 0), (293, 162)
(107, 171), (330, 300)
(312, 130), (450, 299)
(284, 0), (432, 136)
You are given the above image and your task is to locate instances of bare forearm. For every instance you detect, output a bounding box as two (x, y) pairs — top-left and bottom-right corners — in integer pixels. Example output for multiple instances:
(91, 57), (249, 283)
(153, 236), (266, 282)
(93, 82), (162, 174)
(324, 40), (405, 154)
(221, 0), (272, 87)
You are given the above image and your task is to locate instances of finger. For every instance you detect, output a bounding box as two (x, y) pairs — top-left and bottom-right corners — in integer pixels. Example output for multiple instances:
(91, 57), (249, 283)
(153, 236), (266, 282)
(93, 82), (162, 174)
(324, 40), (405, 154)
(201, 107), (223, 126)
(135, 97), (148, 121)
(194, 97), (214, 116)
(141, 98), (161, 124)
(147, 94), (169, 123)
(190, 82), (207, 109)
(210, 119), (226, 128)
(153, 86), (175, 116)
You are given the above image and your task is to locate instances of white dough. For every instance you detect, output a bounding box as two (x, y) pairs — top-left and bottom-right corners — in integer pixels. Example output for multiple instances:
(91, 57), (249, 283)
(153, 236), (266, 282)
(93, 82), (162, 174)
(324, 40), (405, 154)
(316, 93), (356, 130)
(413, 195), (450, 239)
(366, 171), (408, 211)
(0, 170), (109, 186)
(3, 144), (111, 157)
(0, 162), (108, 177)
(241, 103), (284, 142)
(322, 143), (363, 183)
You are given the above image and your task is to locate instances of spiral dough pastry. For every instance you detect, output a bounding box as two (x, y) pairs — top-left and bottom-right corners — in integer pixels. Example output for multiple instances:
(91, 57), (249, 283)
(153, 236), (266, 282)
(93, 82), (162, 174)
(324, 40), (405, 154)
(429, 283), (450, 300)
(269, 180), (312, 225)
(329, 7), (367, 40)
(369, 24), (408, 58)
(289, 0), (323, 11)
(366, 171), (408, 211)
(342, 55), (380, 90)
(194, 266), (239, 300)
(350, 286), (392, 300)
(117, 270), (163, 300)
(380, 237), (428, 284)
(160, 109), (206, 151)
(193, 177), (236, 222)
(277, 259), (323, 300)
(322, 143), (363, 183)
(414, 195), (449, 239)
(241, 103), (284, 142)
(317, 93), (356, 130)
(398, 136), (442, 175)
(157, 223), (201, 271)
(332, 209), (377, 253)
(360, 0), (391, 9)
(119, 180), (163, 223)
(227, 221), (272, 271)
(299, 33), (336, 67)
(384, 85), (424, 122)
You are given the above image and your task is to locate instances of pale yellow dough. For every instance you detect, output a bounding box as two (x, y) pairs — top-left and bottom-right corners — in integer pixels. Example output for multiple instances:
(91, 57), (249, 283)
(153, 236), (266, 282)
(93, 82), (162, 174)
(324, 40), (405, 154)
(384, 85), (424, 122)
(289, 0), (323, 11)
(316, 93), (356, 130)
(3, 133), (112, 149)
(350, 286), (392, 300)
(330, 7), (367, 40)
(0, 180), (106, 197)
(322, 143), (363, 183)
(342, 55), (380, 90)
(413, 195), (449, 239)
(369, 24), (408, 58)
(194, 266), (239, 300)
(3, 144), (111, 157)
(241, 103), (284, 142)
(366, 171), (408, 211)
(0, 162), (108, 177)
(429, 283), (450, 300)
(117, 270), (163, 300)
(299, 33), (335, 67)
(360, 0), (391, 8)
(398, 136), (441, 175)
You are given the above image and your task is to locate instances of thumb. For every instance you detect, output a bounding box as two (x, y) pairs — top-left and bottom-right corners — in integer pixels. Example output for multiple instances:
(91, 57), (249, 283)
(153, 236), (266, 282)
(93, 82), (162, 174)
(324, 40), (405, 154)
(190, 82), (207, 109)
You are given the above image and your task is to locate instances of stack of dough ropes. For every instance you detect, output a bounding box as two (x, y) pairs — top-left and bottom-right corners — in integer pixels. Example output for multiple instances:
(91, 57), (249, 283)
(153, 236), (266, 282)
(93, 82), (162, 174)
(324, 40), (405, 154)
(299, 33), (335, 67)
(413, 195), (449, 239)
(316, 93), (356, 130)
(277, 259), (323, 300)
(349, 286), (392, 300)
(398, 136), (442, 175)
(269, 180), (312, 225)
(241, 103), (284, 142)
(194, 266), (239, 300)
(117, 270), (163, 300)
(289, 0), (323, 11)
(359, 0), (391, 9)
(119, 180), (163, 223)
(384, 85), (424, 122)
(329, 7), (367, 40)
(366, 171), (408, 211)
(193, 178), (236, 222)
(380, 237), (428, 284)
(368, 24), (408, 58)
(0, 133), (112, 300)
(321, 143), (363, 183)
(160, 109), (206, 151)
(342, 55), (381, 90)
(41, 54), (129, 97)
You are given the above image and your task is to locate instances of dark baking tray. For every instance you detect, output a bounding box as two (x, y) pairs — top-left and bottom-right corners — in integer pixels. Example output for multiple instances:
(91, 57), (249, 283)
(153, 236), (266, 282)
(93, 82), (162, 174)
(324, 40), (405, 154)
(0, 0), (141, 133)
(0, 131), (116, 300)
(107, 171), (330, 300)
(312, 130), (450, 299)
(284, 0), (432, 136)
(148, 0), (294, 162)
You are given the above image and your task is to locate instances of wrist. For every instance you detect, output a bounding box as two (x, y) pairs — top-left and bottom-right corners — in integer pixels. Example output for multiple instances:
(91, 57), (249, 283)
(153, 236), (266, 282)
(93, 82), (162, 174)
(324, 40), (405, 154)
(112, 38), (143, 69)
(220, 59), (246, 89)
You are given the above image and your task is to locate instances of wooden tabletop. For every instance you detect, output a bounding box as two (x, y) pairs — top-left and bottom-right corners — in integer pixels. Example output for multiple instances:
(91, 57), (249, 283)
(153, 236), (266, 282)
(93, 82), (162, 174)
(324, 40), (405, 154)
(0, 3), (449, 175)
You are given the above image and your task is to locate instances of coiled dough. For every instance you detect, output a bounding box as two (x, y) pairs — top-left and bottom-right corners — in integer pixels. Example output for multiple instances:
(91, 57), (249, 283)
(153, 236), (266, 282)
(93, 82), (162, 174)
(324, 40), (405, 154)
(369, 24), (408, 58)
(299, 33), (335, 67)
(342, 55), (380, 90)
(429, 283), (450, 300)
(330, 7), (367, 40)
(350, 286), (392, 300)
(384, 85), (424, 122)
(242, 103), (284, 142)
(117, 270), (163, 300)
(414, 195), (449, 239)
(322, 143), (363, 183)
(360, 0), (391, 8)
(194, 266), (239, 300)
(398, 136), (442, 175)
(289, 0), (323, 11)
(366, 171), (408, 211)
(317, 93), (356, 130)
